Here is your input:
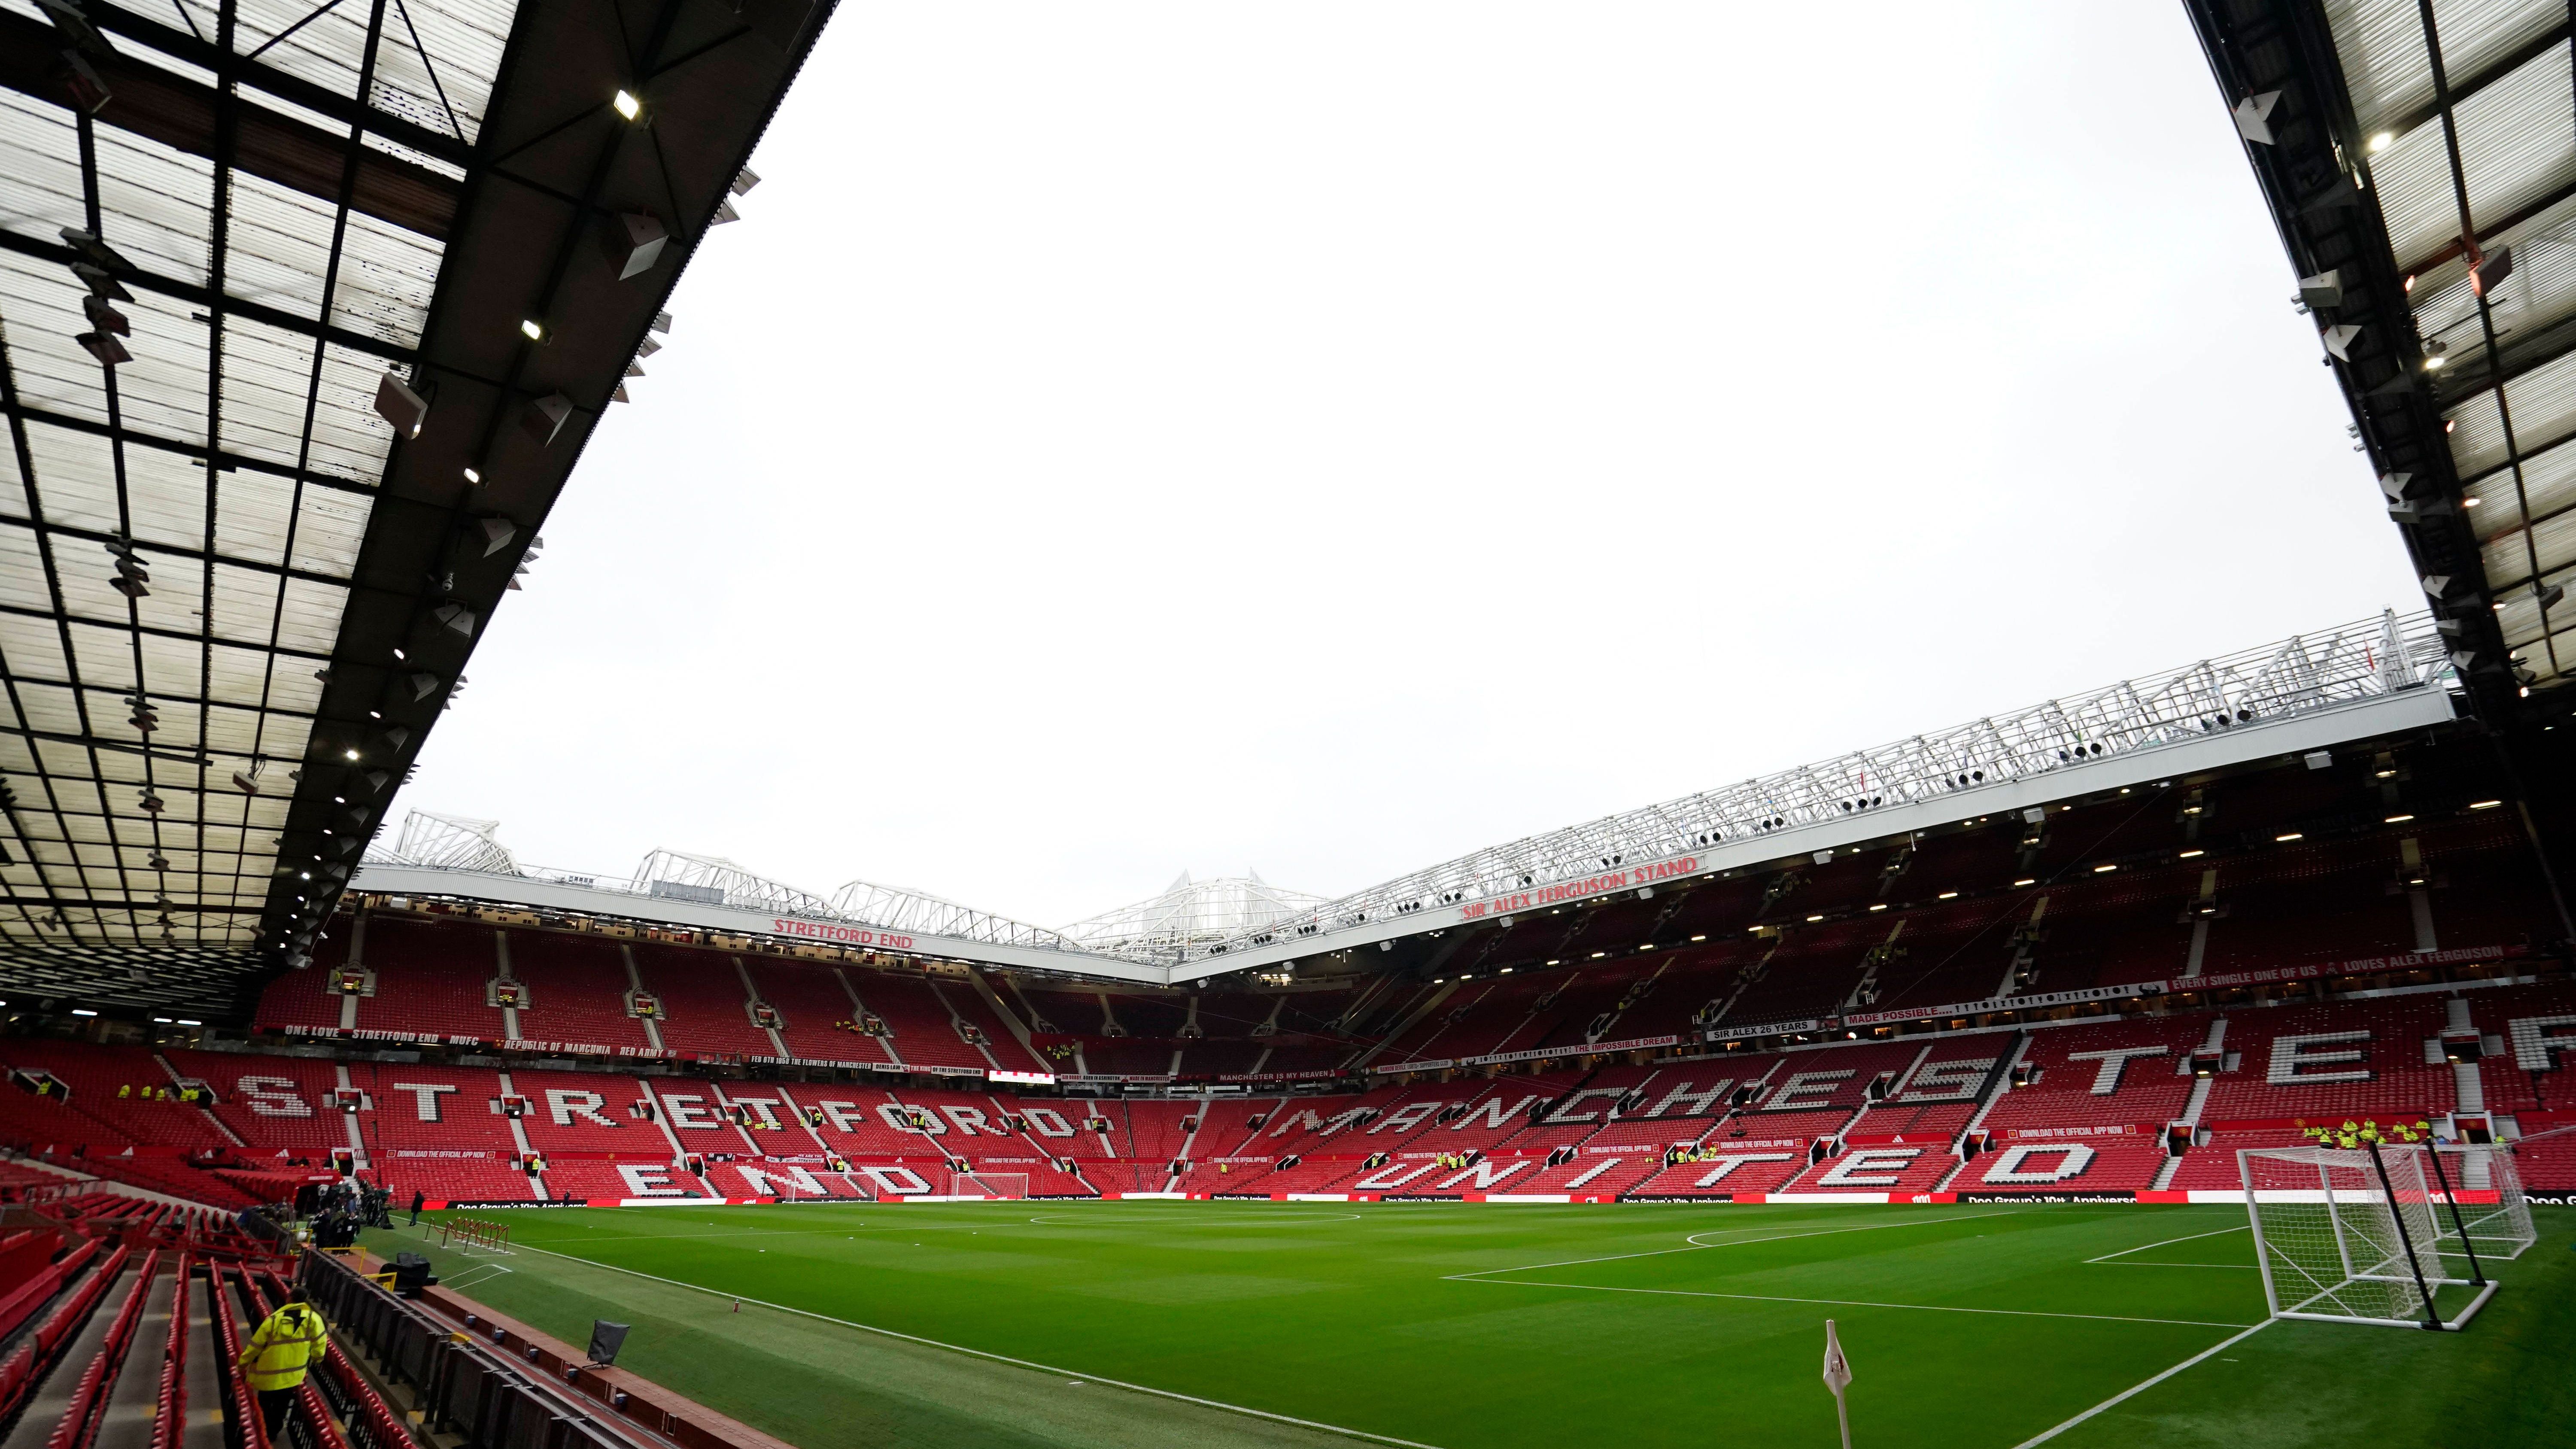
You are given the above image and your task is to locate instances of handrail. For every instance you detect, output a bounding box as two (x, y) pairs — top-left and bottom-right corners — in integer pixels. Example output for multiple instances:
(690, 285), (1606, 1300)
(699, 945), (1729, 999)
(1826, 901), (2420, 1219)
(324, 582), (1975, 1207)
(207, 1260), (270, 1449)
(148, 1256), (190, 1449)
(0, 1242), (129, 1423)
(43, 1248), (160, 1449)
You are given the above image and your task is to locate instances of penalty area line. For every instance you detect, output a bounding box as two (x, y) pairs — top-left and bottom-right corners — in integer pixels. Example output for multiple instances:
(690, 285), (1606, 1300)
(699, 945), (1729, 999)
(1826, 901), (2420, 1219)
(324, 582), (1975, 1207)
(1451, 1277), (2254, 1330)
(2008, 1319), (2272, 1448)
(2084, 1225), (2248, 1264)
(496, 1239), (1451, 1449)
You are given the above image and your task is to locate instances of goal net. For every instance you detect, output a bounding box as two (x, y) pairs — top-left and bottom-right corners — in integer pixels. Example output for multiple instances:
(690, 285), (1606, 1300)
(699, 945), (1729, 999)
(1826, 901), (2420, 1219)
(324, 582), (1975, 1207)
(2433, 1139), (2538, 1261)
(946, 1172), (1029, 1200)
(2240, 1143), (2454, 1328)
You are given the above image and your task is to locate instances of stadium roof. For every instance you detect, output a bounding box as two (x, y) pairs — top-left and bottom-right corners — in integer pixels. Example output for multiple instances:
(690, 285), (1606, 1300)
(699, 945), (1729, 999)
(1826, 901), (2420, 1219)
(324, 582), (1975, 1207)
(2187, 0), (2576, 704)
(355, 611), (2463, 990)
(1060, 872), (1329, 958)
(0, 0), (835, 1016)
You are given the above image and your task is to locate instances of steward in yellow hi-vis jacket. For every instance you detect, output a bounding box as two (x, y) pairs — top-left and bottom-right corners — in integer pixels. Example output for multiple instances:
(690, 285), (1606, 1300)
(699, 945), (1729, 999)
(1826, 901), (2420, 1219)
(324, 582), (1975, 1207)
(237, 1290), (329, 1436)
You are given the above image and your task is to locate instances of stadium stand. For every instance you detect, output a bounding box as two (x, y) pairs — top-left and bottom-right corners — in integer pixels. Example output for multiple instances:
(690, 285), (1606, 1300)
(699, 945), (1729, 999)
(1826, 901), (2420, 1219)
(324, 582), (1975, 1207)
(634, 944), (778, 1059)
(505, 930), (656, 1053)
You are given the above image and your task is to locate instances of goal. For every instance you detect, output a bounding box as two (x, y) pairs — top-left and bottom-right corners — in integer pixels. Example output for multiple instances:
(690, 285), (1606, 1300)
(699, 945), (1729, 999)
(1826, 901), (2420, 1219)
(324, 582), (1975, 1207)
(946, 1171), (1029, 1200)
(2238, 1143), (2493, 1330)
(2433, 1139), (2539, 1261)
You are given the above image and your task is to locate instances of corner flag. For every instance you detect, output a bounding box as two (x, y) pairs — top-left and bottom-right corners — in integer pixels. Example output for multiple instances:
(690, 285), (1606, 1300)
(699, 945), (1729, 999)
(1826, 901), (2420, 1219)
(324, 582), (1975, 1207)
(1823, 1319), (1853, 1448)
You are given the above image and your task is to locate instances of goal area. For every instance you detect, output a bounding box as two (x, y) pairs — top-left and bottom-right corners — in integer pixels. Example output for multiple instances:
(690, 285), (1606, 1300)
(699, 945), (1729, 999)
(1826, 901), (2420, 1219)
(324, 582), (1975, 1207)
(947, 1172), (1030, 1200)
(2432, 1139), (2539, 1262)
(2239, 1143), (2495, 1331)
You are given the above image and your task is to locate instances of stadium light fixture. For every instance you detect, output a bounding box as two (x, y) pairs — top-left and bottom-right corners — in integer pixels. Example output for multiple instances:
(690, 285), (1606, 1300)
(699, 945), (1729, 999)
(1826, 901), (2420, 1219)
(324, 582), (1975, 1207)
(1938, 890), (1958, 899)
(1804, 914), (1823, 922)
(520, 319), (545, 341)
(464, 467), (483, 484)
(2275, 832), (2303, 842)
(613, 89), (643, 121)
(71, 1009), (95, 1017)
(1867, 903), (1886, 912)
(2012, 878), (2035, 887)
(2386, 814), (2414, 823)
(2093, 863), (2117, 873)
(2368, 131), (2393, 152)
(2469, 799), (2503, 810)
(343, 749), (359, 760)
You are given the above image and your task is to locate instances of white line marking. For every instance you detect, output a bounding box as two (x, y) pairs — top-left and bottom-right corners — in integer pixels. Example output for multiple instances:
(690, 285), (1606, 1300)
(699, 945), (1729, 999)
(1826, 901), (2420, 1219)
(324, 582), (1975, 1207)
(490, 1238), (1451, 1449)
(1452, 1278), (2254, 1330)
(2084, 1225), (2248, 1264)
(2008, 1320), (2273, 1447)
(1444, 1210), (2025, 1280)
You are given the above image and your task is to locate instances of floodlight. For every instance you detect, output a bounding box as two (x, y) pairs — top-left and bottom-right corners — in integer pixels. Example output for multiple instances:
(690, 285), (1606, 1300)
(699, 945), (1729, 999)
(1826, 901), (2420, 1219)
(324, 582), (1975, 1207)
(520, 319), (545, 341)
(2368, 131), (2392, 152)
(732, 167), (761, 195)
(2296, 269), (2341, 309)
(613, 89), (642, 121)
(463, 466), (483, 484)
(78, 331), (131, 366)
(82, 295), (129, 335)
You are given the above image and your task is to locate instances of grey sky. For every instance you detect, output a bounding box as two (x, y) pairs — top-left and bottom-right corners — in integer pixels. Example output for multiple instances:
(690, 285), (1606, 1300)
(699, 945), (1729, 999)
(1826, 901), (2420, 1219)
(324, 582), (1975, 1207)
(402, 2), (2413, 928)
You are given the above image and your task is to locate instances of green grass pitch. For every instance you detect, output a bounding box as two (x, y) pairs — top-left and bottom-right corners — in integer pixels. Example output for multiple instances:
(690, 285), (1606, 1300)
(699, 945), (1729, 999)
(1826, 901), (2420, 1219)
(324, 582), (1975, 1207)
(363, 1201), (2572, 1449)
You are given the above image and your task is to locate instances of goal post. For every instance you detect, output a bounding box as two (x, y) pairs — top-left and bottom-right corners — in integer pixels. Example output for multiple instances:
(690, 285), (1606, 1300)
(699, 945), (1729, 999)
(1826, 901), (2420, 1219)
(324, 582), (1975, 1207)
(946, 1172), (1029, 1200)
(2433, 1139), (2539, 1262)
(2239, 1143), (2492, 1331)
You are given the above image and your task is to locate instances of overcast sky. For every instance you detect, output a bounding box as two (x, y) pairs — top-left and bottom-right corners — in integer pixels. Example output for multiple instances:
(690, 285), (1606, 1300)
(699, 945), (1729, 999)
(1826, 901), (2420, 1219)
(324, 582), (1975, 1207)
(402, 1), (2417, 928)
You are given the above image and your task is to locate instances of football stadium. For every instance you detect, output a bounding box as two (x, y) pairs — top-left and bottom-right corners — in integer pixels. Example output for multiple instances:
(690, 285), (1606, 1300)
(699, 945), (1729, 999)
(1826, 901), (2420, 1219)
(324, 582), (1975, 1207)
(0, 2), (2573, 1449)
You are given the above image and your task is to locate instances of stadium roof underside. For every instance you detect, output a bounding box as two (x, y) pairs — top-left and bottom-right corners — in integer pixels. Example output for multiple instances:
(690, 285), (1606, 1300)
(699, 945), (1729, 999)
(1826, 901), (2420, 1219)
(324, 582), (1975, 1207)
(353, 611), (2464, 990)
(2187, 0), (2576, 706)
(0, 0), (834, 1016)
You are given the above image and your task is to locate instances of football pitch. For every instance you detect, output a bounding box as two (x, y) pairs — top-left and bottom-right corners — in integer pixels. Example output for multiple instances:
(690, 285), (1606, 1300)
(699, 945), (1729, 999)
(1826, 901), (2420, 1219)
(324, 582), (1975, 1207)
(363, 1200), (2571, 1449)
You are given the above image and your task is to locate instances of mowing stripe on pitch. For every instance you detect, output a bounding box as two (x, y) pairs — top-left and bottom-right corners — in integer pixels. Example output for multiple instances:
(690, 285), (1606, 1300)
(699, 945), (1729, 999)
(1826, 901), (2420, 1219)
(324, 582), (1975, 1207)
(497, 1238), (1452, 1449)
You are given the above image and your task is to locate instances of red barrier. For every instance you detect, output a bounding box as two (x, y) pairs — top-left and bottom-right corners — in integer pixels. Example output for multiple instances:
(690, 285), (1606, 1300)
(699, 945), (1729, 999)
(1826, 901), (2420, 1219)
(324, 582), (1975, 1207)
(42, 1248), (160, 1449)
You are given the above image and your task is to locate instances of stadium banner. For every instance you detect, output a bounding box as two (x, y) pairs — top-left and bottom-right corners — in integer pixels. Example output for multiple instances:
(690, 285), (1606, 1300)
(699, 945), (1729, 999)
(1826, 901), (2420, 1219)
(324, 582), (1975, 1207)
(1455, 856), (1705, 921)
(1953, 1191), (2139, 1203)
(2180, 943), (2523, 992)
(988, 1069), (1056, 1085)
(279, 1025), (488, 1047)
(1368, 1058), (1455, 1074)
(1461, 1033), (1680, 1066)
(753, 1054), (905, 1072)
(1704, 1019), (1826, 1040)
(1844, 981), (2156, 1027)
(2003, 1124), (2142, 1139)
(497, 1037), (680, 1059)
(1216, 1070), (1343, 1082)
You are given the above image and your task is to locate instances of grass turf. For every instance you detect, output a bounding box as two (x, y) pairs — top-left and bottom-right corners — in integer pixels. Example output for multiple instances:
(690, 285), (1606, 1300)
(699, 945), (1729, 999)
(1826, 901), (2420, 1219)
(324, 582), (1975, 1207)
(362, 1200), (2572, 1449)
